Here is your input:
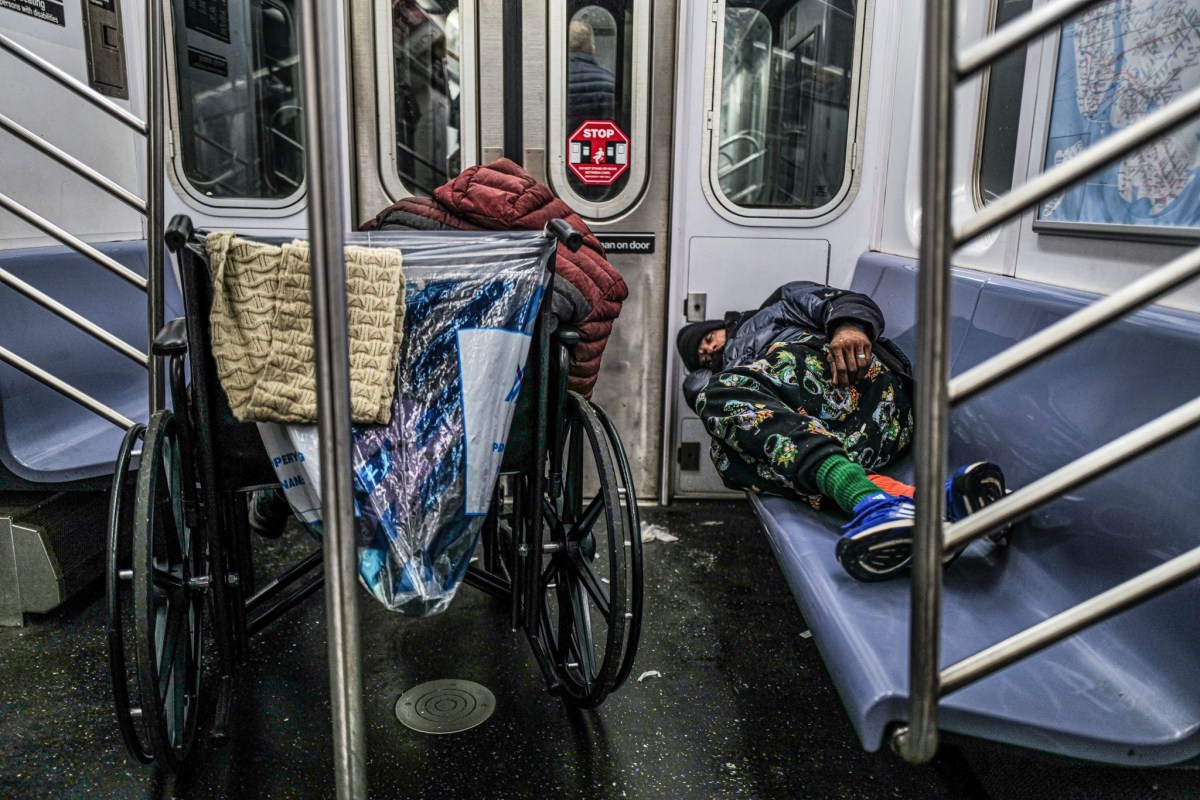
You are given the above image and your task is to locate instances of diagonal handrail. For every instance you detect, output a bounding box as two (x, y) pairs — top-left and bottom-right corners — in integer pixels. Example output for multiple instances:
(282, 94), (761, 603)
(956, 0), (1109, 78)
(0, 346), (133, 429)
(0, 112), (147, 213)
(0, 192), (147, 289)
(0, 31), (147, 135)
(957, 84), (1200, 245)
(0, 268), (147, 366)
(950, 244), (1200, 402)
(897, 0), (1200, 765)
(0, 3), (165, 428)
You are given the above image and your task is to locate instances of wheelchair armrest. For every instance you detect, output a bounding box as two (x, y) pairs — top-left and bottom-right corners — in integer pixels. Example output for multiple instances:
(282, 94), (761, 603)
(152, 317), (189, 356)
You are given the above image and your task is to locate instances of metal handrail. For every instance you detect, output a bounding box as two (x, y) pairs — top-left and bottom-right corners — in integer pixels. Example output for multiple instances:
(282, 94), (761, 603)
(0, 31), (147, 135)
(957, 84), (1200, 245)
(0, 192), (147, 289)
(0, 269), (148, 366)
(940, 544), (1200, 694)
(0, 112), (146, 213)
(0, 4), (165, 425)
(0, 346), (134, 429)
(956, 0), (1108, 78)
(900, 0), (1200, 764)
(951, 244), (1200, 402)
(944, 394), (1200, 551)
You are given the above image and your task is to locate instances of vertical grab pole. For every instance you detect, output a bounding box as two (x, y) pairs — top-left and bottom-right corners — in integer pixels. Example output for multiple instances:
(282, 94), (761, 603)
(896, 0), (955, 765)
(297, 1), (367, 797)
(146, 0), (166, 412)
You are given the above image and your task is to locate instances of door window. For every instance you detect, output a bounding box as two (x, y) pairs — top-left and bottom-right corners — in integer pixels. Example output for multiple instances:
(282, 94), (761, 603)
(709, 0), (863, 216)
(975, 0), (1034, 206)
(389, 0), (463, 197)
(549, 0), (650, 218)
(170, 0), (304, 203)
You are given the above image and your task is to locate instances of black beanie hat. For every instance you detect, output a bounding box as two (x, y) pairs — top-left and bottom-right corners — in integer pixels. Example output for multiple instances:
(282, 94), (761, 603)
(676, 320), (725, 373)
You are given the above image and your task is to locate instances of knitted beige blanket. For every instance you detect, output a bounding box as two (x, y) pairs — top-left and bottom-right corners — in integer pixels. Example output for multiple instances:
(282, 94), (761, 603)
(206, 232), (405, 424)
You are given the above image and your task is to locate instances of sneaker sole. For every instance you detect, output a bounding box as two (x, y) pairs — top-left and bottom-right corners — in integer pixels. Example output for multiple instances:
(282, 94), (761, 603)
(948, 461), (1010, 544)
(836, 519), (914, 582)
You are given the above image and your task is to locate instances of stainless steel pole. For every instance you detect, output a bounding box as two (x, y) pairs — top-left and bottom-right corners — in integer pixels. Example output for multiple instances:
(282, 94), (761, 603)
(297, 1), (367, 797)
(896, 0), (955, 765)
(146, 0), (166, 413)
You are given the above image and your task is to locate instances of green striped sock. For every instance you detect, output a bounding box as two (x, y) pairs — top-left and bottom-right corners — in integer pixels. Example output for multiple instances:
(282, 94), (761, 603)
(814, 455), (882, 513)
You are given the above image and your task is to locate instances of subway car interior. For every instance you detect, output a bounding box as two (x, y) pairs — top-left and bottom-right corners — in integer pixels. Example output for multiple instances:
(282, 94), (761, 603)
(3, 0), (1200, 797)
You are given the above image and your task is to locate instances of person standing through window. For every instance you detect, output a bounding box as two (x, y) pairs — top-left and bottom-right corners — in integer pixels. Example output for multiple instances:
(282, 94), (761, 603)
(566, 19), (615, 135)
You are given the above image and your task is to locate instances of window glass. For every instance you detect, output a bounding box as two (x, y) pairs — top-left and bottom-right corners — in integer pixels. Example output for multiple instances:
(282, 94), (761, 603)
(715, 0), (858, 210)
(977, 0), (1034, 204)
(391, 0), (462, 197)
(565, 2), (634, 203)
(172, 0), (304, 201)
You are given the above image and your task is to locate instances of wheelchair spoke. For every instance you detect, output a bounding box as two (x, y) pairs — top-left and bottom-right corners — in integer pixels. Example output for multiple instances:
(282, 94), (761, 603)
(154, 491), (183, 566)
(152, 567), (183, 592)
(541, 495), (563, 535)
(132, 409), (203, 769)
(566, 553), (611, 616)
(566, 493), (604, 540)
(569, 585), (596, 690)
(155, 600), (187, 704)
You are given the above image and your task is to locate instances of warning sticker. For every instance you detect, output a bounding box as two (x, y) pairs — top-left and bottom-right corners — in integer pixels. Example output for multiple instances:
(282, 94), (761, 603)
(567, 120), (630, 186)
(0, 0), (66, 26)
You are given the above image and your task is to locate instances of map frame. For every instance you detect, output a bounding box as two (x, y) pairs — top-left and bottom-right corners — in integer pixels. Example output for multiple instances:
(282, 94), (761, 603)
(1032, 1), (1200, 245)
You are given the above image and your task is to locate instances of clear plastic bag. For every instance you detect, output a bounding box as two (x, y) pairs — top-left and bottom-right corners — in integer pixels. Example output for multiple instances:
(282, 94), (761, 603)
(259, 230), (552, 615)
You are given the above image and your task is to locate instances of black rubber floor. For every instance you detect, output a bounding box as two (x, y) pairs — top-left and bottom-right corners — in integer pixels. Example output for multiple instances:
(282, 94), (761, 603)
(1, 499), (1196, 799)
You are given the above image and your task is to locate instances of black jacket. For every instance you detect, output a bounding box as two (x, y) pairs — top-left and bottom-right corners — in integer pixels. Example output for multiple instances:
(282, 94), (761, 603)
(567, 51), (615, 130)
(683, 281), (913, 410)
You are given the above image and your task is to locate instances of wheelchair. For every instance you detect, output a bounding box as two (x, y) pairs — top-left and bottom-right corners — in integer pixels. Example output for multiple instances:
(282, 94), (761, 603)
(105, 215), (643, 771)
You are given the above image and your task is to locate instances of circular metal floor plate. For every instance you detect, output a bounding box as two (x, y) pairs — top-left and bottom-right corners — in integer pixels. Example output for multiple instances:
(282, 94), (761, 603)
(394, 680), (496, 735)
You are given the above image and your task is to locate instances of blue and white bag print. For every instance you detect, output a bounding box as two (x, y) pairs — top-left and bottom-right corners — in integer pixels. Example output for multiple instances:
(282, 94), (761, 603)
(258, 232), (550, 616)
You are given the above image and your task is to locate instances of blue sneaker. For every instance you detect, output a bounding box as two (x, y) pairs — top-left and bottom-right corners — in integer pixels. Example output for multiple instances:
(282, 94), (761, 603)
(836, 493), (916, 582)
(946, 461), (1010, 544)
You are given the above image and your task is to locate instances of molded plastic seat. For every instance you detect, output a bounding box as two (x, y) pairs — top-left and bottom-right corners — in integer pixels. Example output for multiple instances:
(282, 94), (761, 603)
(749, 252), (1200, 765)
(0, 242), (183, 487)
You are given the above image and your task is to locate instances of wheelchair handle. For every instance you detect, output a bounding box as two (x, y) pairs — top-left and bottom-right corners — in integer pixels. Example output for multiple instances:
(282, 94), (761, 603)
(544, 219), (584, 252)
(165, 214), (194, 253)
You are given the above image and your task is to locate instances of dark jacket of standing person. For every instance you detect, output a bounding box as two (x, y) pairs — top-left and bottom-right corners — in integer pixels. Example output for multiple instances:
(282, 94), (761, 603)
(566, 20), (615, 132)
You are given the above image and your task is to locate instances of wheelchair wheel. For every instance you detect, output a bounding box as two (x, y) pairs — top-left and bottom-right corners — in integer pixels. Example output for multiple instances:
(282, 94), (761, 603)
(133, 409), (205, 771)
(106, 422), (153, 764)
(590, 401), (644, 691)
(535, 392), (628, 707)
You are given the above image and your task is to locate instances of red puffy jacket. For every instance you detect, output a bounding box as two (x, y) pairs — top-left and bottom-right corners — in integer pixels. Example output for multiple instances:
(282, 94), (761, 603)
(360, 159), (628, 398)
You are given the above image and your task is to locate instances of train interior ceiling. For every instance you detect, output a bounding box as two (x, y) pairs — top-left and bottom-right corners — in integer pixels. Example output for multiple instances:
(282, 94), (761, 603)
(2, 0), (1200, 797)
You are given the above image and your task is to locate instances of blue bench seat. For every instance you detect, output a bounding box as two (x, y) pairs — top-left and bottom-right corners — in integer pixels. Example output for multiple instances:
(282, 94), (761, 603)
(749, 252), (1200, 766)
(0, 242), (182, 487)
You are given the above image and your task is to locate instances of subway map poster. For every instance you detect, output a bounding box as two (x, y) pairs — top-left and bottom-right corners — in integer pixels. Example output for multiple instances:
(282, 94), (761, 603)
(1038, 0), (1200, 239)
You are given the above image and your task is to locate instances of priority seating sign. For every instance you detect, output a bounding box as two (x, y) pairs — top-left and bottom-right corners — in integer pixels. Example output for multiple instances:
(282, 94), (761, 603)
(567, 120), (629, 186)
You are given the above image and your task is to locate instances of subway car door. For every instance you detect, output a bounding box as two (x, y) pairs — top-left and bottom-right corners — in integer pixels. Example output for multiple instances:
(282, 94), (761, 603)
(351, 1), (679, 500)
(666, 0), (874, 497)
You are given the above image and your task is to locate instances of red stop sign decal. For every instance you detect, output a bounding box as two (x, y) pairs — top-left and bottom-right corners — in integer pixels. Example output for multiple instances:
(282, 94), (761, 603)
(567, 120), (630, 186)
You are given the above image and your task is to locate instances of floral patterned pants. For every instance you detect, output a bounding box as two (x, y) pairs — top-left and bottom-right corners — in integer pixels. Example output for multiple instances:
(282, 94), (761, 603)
(695, 338), (914, 507)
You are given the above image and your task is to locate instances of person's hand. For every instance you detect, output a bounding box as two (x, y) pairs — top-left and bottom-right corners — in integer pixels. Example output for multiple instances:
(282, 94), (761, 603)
(828, 324), (872, 387)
